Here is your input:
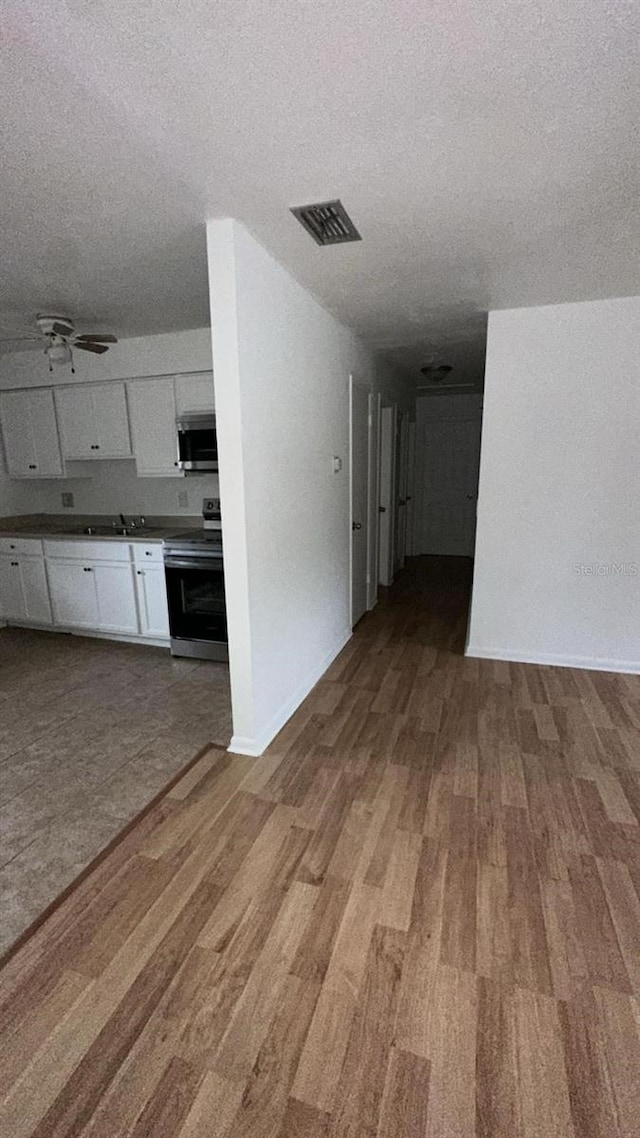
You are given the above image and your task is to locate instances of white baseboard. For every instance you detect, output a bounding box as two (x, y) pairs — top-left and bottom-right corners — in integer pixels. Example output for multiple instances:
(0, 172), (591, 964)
(3, 619), (170, 650)
(466, 643), (640, 675)
(228, 628), (353, 757)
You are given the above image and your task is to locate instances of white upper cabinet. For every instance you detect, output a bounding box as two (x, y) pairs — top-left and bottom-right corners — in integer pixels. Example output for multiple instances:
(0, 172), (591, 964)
(0, 389), (63, 478)
(55, 382), (132, 459)
(175, 372), (215, 414)
(127, 377), (181, 477)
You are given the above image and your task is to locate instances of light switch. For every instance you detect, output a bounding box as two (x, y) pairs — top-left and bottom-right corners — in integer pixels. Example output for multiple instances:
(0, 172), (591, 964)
(333, 456), (343, 473)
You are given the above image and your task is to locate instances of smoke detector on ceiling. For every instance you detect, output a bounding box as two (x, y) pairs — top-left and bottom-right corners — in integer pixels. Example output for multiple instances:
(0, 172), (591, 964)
(290, 199), (361, 246)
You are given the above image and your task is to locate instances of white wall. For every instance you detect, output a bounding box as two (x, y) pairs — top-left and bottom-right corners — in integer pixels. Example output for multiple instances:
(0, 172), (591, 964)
(0, 326), (215, 517)
(207, 219), (410, 755)
(0, 327), (211, 390)
(0, 463), (218, 518)
(467, 295), (640, 672)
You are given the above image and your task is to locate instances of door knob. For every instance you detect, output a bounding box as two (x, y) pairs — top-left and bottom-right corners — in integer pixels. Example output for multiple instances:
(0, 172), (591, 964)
(352, 522), (362, 531)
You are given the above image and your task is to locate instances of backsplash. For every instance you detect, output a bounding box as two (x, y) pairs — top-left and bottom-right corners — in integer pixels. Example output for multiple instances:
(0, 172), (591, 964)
(0, 460), (219, 517)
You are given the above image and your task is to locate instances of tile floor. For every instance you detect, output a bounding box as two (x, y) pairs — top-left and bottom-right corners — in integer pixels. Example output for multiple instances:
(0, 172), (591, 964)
(0, 627), (232, 954)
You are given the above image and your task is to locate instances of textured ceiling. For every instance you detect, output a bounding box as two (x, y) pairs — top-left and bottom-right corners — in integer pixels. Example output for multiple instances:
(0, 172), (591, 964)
(1, 1), (638, 380)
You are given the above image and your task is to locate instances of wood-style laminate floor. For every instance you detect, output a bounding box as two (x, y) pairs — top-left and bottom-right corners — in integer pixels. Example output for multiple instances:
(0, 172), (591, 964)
(0, 629), (231, 952)
(1, 556), (639, 1137)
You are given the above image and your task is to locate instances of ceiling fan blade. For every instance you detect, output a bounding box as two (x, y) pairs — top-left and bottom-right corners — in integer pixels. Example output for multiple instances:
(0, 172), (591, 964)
(75, 341), (109, 354)
(74, 333), (117, 344)
(51, 322), (74, 337)
(0, 334), (41, 343)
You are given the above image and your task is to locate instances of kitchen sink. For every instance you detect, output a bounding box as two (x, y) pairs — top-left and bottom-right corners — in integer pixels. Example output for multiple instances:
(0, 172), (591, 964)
(83, 525), (139, 536)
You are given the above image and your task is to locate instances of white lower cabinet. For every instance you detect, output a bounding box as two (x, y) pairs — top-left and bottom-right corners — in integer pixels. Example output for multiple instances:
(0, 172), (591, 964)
(41, 539), (169, 641)
(134, 565), (170, 638)
(47, 558), (138, 635)
(0, 550), (53, 625)
(94, 563), (139, 635)
(20, 558), (54, 624)
(46, 560), (100, 629)
(1, 538), (169, 643)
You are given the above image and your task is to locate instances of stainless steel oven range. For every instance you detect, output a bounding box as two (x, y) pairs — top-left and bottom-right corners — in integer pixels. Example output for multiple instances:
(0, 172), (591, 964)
(163, 499), (227, 660)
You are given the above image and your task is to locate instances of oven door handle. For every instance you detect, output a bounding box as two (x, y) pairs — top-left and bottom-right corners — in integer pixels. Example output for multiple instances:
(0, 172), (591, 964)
(163, 556), (223, 570)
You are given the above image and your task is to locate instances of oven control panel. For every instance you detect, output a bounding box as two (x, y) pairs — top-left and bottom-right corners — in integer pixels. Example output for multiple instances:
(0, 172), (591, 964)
(202, 497), (221, 530)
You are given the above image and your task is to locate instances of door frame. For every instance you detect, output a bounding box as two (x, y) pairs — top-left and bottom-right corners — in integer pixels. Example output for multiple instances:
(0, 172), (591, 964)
(406, 418), (417, 556)
(367, 391), (382, 610)
(349, 376), (377, 626)
(378, 404), (397, 587)
(394, 410), (411, 574)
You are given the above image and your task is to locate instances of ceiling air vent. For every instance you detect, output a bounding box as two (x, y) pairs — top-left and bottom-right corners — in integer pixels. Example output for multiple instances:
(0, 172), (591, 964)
(290, 199), (361, 246)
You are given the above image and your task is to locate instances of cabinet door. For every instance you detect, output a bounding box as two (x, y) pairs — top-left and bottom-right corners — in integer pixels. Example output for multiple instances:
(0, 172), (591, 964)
(94, 563), (139, 634)
(0, 389), (63, 478)
(20, 558), (53, 624)
(0, 556), (26, 620)
(128, 379), (180, 477)
(29, 389), (64, 476)
(175, 372), (215, 414)
(0, 392), (36, 477)
(134, 565), (170, 638)
(47, 559), (99, 628)
(55, 386), (96, 458)
(94, 383), (132, 457)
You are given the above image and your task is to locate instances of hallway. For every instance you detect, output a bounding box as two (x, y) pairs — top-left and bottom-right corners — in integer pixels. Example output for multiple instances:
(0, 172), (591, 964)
(1, 556), (639, 1137)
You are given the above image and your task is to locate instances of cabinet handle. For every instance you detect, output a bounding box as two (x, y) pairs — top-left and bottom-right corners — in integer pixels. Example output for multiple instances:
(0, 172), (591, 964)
(10, 561), (19, 567)
(9, 544), (15, 550)
(83, 566), (93, 572)
(145, 551), (152, 556)
(28, 464), (37, 470)
(136, 570), (143, 576)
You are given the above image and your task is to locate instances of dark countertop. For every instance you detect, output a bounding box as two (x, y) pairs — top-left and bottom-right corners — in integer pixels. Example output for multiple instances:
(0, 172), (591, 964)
(0, 514), (200, 544)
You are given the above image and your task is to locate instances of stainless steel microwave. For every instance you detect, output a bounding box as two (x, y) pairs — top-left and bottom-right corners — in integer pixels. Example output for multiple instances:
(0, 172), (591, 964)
(176, 412), (218, 471)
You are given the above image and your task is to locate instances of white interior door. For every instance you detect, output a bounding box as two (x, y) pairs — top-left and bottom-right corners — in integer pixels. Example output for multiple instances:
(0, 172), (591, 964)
(350, 378), (369, 626)
(378, 405), (397, 587)
(367, 392), (381, 610)
(406, 419), (417, 555)
(394, 411), (410, 573)
(415, 397), (483, 556)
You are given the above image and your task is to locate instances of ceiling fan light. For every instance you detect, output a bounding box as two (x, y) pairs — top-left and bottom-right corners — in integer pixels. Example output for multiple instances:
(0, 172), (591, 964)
(47, 341), (71, 365)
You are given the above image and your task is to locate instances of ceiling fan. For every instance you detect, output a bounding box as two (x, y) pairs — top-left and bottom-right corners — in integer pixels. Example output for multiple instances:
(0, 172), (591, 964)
(0, 314), (117, 374)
